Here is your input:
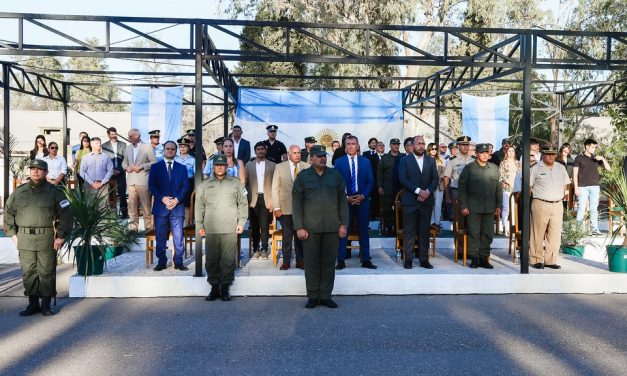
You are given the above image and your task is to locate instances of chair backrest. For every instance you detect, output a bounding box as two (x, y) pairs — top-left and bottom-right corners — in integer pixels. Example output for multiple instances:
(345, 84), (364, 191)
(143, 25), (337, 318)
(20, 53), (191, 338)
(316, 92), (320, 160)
(509, 192), (521, 231)
(395, 189), (404, 232)
(453, 199), (467, 232)
(189, 191), (195, 219)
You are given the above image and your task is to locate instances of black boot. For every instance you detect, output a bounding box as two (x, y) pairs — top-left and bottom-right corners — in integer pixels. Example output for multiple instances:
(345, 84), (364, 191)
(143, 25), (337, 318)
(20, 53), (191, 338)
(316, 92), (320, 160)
(41, 297), (55, 316)
(479, 257), (494, 269)
(221, 285), (231, 301)
(205, 285), (221, 301)
(469, 256), (480, 269)
(19, 295), (41, 316)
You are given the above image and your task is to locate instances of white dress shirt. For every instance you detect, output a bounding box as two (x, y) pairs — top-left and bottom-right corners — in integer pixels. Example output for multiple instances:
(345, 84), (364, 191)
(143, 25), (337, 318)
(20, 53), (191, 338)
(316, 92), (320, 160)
(43, 155), (68, 180)
(413, 154), (427, 195)
(348, 154), (359, 193)
(132, 143), (140, 162)
(256, 159), (265, 194)
(234, 139), (241, 159)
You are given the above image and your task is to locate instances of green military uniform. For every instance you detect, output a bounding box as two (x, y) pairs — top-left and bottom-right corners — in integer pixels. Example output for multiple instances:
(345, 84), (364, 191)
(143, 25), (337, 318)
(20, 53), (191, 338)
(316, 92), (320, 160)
(4, 159), (73, 315)
(458, 146), (503, 261)
(195, 156), (248, 292)
(377, 147), (405, 233)
(292, 146), (349, 302)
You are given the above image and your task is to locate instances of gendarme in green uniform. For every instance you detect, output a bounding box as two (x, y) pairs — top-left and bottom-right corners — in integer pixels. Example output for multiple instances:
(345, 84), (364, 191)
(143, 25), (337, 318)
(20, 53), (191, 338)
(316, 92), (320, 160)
(195, 154), (248, 300)
(292, 146), (349, 304)
(458, 144), (503, 265)
(4, 159), (73, 316)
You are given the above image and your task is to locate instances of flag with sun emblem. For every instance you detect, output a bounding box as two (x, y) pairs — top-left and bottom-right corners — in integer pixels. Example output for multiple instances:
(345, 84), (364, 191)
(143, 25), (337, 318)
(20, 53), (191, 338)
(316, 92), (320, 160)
(235, 89), (403, 153)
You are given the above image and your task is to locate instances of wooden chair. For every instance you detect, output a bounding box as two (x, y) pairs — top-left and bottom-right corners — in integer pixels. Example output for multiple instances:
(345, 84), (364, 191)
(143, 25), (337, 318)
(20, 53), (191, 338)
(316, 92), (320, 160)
(270, 217), (283, 267)
(248, 214), (277, 258)
(345, 209), (361, 259)
(183, 191), (196, 258)
(608, 197), (625, 237)
(453, 199), (469, 266)
(394, 190), (437, 262)
(378, 192), (385, 235)
(508, 192), (522, 263)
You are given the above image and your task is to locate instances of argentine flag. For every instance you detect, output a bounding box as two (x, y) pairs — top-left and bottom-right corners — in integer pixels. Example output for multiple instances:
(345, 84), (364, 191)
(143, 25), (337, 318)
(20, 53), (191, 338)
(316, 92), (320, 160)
(131, 87), (184, 143)
(462, 94), (510, 146)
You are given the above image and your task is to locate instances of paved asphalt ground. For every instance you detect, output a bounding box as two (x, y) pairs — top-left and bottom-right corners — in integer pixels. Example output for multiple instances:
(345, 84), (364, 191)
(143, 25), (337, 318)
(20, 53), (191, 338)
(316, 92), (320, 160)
(1, 265), (626, 375)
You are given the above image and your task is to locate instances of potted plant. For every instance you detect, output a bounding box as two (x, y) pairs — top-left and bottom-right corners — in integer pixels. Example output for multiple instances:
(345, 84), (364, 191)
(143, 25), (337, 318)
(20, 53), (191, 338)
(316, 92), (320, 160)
(61, 186), (139, 276)
(561, 211), (590, 258)
(602, 169), (627, 273)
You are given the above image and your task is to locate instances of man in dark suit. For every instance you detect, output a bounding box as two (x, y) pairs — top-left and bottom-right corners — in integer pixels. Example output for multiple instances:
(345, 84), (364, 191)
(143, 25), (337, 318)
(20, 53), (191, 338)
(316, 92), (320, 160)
(362, 137), (378, 158)
(232, 125), (251, 163)
(148, 140), (190, 271)
(102, 127), (128, 218)
(399, 135), (439, 269)
(335, 135), (377, 270)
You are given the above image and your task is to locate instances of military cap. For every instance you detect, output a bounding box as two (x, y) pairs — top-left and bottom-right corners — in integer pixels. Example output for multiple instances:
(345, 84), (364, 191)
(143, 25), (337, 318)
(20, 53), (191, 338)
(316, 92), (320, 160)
(390, 138), (401, 145)
(542, 144), (558, 154)
(304, 136), (317, 143)
(310, 145), (327, 157)
(148, 130), (161, 137)
(502, 138), (511, 145)
(213, 154), (228, 165)
(266, 124), (278, 132)
(178, 137), (190, 146)
(448, 141), (458, 149)
(475, 143), (490, 153)
(214, 136), (224, 145)
(29, 159), (48, 171)
(456, 135), (471, 145)
(185, 129), (196, 136)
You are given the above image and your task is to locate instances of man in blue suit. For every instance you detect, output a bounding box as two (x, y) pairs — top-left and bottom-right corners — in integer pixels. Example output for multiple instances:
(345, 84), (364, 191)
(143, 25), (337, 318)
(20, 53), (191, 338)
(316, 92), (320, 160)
(399, 135), (439, 269)
(149, 140), (190, 271)
(232, 125), (251, 163)
(334, 136), (377, 270)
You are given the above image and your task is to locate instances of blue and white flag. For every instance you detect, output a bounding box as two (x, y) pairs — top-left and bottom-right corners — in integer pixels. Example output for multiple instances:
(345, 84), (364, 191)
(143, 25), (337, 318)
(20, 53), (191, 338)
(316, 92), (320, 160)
(236, 88), (403, 154)
(131, 87), (184, 143)
(462, 94), (510, 146)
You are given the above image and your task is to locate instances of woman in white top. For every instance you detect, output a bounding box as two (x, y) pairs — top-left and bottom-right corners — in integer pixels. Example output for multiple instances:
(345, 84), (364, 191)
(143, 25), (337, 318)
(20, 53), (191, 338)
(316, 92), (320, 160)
(498, 146), (521, 236)
(29, 135), (49, 160)
(203, 138), (245, 184)
(428, 142), (446, 228)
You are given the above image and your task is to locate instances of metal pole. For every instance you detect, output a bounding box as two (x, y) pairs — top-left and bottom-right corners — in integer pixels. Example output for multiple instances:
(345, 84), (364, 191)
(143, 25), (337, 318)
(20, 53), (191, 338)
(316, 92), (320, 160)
(223, 91), (228, 137)
(3, 63), (10, 206)
(520, 33), (532, 274)
(193, 23), (204, 278)
(556, 91), (564, 147)
(62, 83), (69, 160)
(434, 75), (441, 145)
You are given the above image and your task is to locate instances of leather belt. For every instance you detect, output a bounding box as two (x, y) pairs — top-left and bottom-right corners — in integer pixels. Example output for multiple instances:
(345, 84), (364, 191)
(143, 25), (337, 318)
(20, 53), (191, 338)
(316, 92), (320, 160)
(534, 198), (561, 203)
(19, 227), (52, 235)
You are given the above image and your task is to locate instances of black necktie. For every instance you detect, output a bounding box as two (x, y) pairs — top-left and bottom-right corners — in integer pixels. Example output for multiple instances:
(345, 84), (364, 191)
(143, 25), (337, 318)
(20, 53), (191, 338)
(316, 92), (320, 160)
(167, 161), (172, 180)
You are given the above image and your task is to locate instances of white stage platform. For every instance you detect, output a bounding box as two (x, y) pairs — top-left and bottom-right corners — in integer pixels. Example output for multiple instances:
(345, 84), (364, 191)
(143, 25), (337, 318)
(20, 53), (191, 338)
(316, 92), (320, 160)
(69, 238), (627, 298)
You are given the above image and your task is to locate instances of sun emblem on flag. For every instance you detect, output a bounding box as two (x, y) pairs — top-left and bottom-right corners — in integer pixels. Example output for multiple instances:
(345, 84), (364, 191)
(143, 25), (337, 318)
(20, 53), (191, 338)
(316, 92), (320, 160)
(316, 128), (338, 148)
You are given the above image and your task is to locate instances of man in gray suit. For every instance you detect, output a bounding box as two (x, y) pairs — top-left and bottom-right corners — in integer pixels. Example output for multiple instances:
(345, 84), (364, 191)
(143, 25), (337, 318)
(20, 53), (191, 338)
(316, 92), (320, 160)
(122, 128), (157, 231)
(272, 145), (310, 270)
(244, 141), (276, 260)
(398, 135), (439, 270)
(102, 127), (128, 218)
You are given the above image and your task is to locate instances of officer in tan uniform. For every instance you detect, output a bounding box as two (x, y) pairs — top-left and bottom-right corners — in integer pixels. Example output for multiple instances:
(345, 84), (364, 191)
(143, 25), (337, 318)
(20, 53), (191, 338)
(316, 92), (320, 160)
(4, 159), (73, 316)
(443, 136), (474, 206)
(530, 145), (571, 269)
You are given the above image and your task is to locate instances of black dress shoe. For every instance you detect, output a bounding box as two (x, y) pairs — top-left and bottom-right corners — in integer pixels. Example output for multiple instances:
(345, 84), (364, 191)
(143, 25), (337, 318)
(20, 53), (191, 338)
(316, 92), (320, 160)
(544, 264), (561, 269)
(479, 257), (494, 269)
(335, 261), (346, 270)
(174, 264), (189, 271)
(531, 263), (544, 269)
(469, 257), (480, 269)
(153, 264), (167, 271)
(403, 260), (413, 269)
(361, 260), (378, 269)
(320, 299), (338, 308)
(305, 299), (318, 309)
(205, 285), (221, 301)
(420, 260), (434, 269)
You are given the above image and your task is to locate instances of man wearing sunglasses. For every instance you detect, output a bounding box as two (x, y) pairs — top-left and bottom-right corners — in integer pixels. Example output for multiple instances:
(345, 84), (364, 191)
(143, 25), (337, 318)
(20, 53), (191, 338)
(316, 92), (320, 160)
(43, 142), (67, 185)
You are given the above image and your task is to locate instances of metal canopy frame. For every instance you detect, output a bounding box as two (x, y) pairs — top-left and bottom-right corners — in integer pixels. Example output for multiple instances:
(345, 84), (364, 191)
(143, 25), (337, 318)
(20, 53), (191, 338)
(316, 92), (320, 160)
(1, 13), (625, 277)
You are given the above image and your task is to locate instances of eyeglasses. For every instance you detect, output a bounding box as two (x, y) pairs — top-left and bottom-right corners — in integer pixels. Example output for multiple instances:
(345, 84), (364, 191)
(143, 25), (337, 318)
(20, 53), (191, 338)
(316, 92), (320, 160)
(49, 146), (58, 149)
(429, 148), (437, 151)
(440, 146), (447, 149)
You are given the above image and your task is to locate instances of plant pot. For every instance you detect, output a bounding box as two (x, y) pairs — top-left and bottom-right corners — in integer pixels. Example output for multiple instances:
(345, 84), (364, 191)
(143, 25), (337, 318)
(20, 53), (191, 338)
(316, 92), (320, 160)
(607, 245), (627, 273)
(105, 245), (125, 260)
(75, 245), (105, 276)
(562, 245), (584, 258)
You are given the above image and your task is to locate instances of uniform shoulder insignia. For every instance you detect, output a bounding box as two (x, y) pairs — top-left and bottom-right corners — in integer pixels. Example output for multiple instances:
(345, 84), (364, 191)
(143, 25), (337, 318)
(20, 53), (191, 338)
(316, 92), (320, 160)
(59, 199), (70, 209)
